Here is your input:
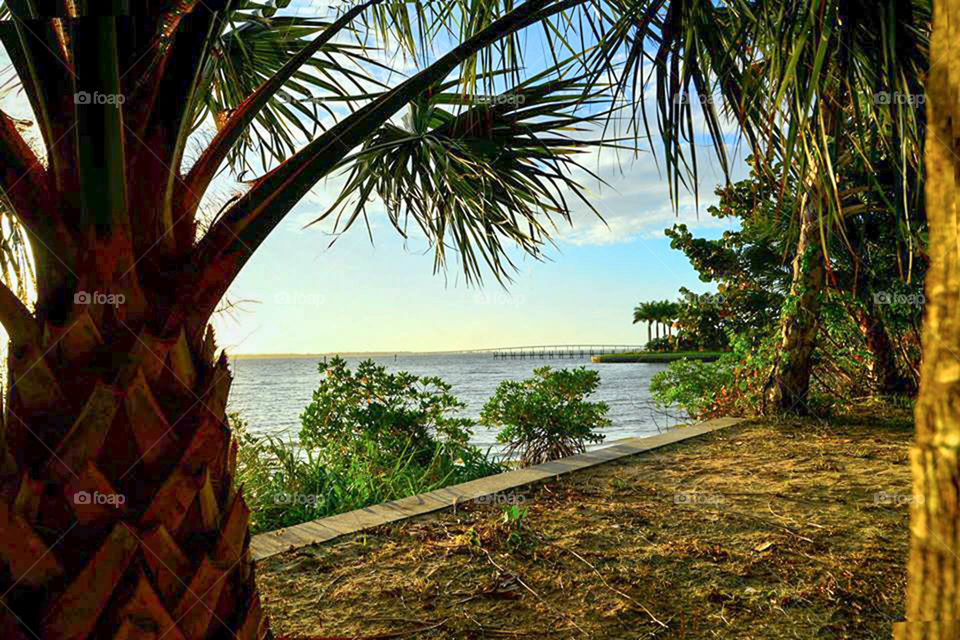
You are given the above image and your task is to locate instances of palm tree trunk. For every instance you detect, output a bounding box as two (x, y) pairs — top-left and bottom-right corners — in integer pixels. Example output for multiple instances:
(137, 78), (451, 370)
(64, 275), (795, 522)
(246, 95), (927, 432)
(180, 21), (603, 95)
(897, 0), (960, 634)
(854, 304), (899, 394)
(0, 3), (592, 635)
(647, 321), (652, 345)
(765, 196), (825, 414)
(0, 315), (268, 639)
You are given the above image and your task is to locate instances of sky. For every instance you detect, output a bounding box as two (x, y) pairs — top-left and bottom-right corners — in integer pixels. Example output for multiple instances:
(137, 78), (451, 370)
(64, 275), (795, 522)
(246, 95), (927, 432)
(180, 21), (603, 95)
(209, 155), (742, 354)
(0, 2), (748, 355)
(203, 1), (749, 354)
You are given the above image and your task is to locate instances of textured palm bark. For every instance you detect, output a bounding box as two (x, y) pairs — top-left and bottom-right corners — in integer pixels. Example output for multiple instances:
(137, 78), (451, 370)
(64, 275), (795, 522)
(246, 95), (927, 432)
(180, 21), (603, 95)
(0, 311), (270, 639)
(897, 0), (960, 636)
(855, 305), (900, 394)
(765, 202), (825, 414)
(0, 4), (586, 636)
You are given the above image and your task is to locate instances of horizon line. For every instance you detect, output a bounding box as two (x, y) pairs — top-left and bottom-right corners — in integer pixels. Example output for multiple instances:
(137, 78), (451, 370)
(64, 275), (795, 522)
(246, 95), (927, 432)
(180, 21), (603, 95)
(229, 344), (648, 359)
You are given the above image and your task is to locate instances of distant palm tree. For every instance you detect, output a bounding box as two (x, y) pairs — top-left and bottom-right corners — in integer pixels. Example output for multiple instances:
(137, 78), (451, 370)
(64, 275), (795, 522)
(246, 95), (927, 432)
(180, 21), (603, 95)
(634, 300), (678, 346)
(632, 301), (654, 345)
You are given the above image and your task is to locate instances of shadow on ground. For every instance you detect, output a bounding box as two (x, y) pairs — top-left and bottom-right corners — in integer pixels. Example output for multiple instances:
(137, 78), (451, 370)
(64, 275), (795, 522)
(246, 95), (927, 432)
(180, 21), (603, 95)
(257, 411), (912, 639)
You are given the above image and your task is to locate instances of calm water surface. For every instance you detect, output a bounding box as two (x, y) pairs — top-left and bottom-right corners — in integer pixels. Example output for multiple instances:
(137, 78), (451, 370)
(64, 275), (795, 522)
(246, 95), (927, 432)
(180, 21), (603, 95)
(226, 354), (680, 452)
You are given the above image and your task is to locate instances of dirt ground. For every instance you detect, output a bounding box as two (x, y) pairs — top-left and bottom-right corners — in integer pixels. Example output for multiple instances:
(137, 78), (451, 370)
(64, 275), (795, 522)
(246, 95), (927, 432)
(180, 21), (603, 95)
(257, 410), (913, 639)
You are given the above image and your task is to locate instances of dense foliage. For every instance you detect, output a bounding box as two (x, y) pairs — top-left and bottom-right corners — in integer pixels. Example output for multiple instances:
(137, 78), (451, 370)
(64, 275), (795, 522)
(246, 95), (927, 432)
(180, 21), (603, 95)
(236, 360), (505, 533)
(480, 367), (610, 465)
(651, 157), (926, 419)
(299, 357), (476, 466)
(650, 335), (779, 419)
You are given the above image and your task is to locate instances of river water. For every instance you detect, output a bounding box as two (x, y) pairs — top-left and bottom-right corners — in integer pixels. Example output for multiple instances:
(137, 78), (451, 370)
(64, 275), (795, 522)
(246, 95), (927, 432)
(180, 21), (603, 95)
(226, 353), (681, 452)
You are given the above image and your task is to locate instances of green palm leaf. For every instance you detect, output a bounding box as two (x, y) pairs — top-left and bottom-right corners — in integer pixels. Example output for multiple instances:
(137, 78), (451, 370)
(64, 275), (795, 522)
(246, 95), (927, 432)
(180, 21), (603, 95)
(202, 5), (392, 175)
(311, 67), (620, 283)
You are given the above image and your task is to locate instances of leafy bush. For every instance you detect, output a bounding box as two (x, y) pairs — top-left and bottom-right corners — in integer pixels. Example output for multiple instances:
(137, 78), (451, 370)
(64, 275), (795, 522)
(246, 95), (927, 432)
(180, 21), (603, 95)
(645, 336), (673, 352)
(480, 366), (609, 466)
(650, 356), (737, 418)
(299, 357), (476, 467)
(650, 333), (780, 419)
(233, 359), (505, 534)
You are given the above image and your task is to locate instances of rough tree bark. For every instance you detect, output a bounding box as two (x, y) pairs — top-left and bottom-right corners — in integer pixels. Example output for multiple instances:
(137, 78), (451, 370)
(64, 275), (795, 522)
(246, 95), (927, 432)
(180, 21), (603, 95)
(854, 304), (900, 394)
(897, 0), (960, 636)
(765, 199), (825, 414)
(0, 313), (267, 639)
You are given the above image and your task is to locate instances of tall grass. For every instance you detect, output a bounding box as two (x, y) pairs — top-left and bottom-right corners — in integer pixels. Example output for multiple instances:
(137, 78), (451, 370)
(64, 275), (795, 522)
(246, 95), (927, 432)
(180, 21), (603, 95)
(233, 414), (504, 534)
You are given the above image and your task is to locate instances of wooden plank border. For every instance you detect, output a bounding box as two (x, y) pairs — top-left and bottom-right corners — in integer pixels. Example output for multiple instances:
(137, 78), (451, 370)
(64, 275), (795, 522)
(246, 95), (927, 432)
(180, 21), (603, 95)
(250, 417), (746, 561)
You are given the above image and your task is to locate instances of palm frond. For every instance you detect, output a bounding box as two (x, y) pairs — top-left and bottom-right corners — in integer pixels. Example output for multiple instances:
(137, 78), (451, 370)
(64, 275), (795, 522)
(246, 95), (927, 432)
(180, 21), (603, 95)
(203, 5), (393, 175)
(310, 66), (620, 284)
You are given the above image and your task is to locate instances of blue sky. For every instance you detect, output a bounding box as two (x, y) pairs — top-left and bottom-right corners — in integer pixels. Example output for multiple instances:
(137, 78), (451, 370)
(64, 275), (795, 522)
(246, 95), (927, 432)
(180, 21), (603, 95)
(210, 164), (742, 353)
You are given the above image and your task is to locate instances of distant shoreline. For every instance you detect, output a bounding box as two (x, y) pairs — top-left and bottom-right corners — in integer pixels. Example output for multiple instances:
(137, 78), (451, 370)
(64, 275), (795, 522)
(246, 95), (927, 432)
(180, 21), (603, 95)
(231, 353), (408, 359)
(229, 348), (653, 360)
(592, 351), (725, 363)
(230, 352), (460, 359)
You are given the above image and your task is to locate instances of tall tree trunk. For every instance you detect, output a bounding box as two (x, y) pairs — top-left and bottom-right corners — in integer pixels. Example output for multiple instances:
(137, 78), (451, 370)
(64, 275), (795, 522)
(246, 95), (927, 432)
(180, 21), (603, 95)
(898, 0), (960, 635)
(765, 199), (825, 414)
(854, 304), (900, 394)
(647, 321), (652, 345)
(0, 312), (269, 639)
(0, 2), (585, 638)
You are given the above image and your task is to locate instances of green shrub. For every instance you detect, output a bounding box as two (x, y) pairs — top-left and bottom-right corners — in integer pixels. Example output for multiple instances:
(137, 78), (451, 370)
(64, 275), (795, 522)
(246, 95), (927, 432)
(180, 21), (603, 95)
(233, 359), (505, 534)
(649, 333), (777, 419)
(480, 366), (609, 466)
(299, 357), (475, 467)
(649, 355), (736, 418)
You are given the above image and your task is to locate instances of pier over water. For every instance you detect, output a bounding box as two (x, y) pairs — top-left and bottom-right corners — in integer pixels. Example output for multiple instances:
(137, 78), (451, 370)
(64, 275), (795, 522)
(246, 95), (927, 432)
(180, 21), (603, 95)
(466, 345), (646, 359)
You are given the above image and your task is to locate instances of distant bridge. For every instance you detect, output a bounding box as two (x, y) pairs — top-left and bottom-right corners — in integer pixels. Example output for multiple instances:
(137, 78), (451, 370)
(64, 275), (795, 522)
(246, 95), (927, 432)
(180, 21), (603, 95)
(463, 344), (647, 359)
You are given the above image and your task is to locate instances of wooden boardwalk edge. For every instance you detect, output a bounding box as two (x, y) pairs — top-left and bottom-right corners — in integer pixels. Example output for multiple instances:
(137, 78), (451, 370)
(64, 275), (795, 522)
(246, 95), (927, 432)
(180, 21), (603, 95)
(250, 416), (747, 561)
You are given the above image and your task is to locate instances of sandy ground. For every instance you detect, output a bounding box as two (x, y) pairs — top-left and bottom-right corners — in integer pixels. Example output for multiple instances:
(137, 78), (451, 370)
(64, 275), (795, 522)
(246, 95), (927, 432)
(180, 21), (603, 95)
(257, 410), (912, 639)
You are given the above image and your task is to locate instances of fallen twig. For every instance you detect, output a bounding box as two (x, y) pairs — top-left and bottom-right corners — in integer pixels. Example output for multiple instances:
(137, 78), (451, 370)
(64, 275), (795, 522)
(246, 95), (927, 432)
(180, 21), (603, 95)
(561, 546), (668, 629)
(481, 548), (589, 636)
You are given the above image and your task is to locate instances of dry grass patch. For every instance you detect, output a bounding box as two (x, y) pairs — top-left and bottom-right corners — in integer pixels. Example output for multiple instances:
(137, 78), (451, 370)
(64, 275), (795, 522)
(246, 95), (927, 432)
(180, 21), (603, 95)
(257, 411), (911, 639)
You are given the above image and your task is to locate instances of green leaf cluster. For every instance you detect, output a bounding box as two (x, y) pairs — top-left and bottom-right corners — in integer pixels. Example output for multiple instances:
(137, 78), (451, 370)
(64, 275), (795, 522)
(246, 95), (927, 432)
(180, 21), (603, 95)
(480, 366), (609, 466)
